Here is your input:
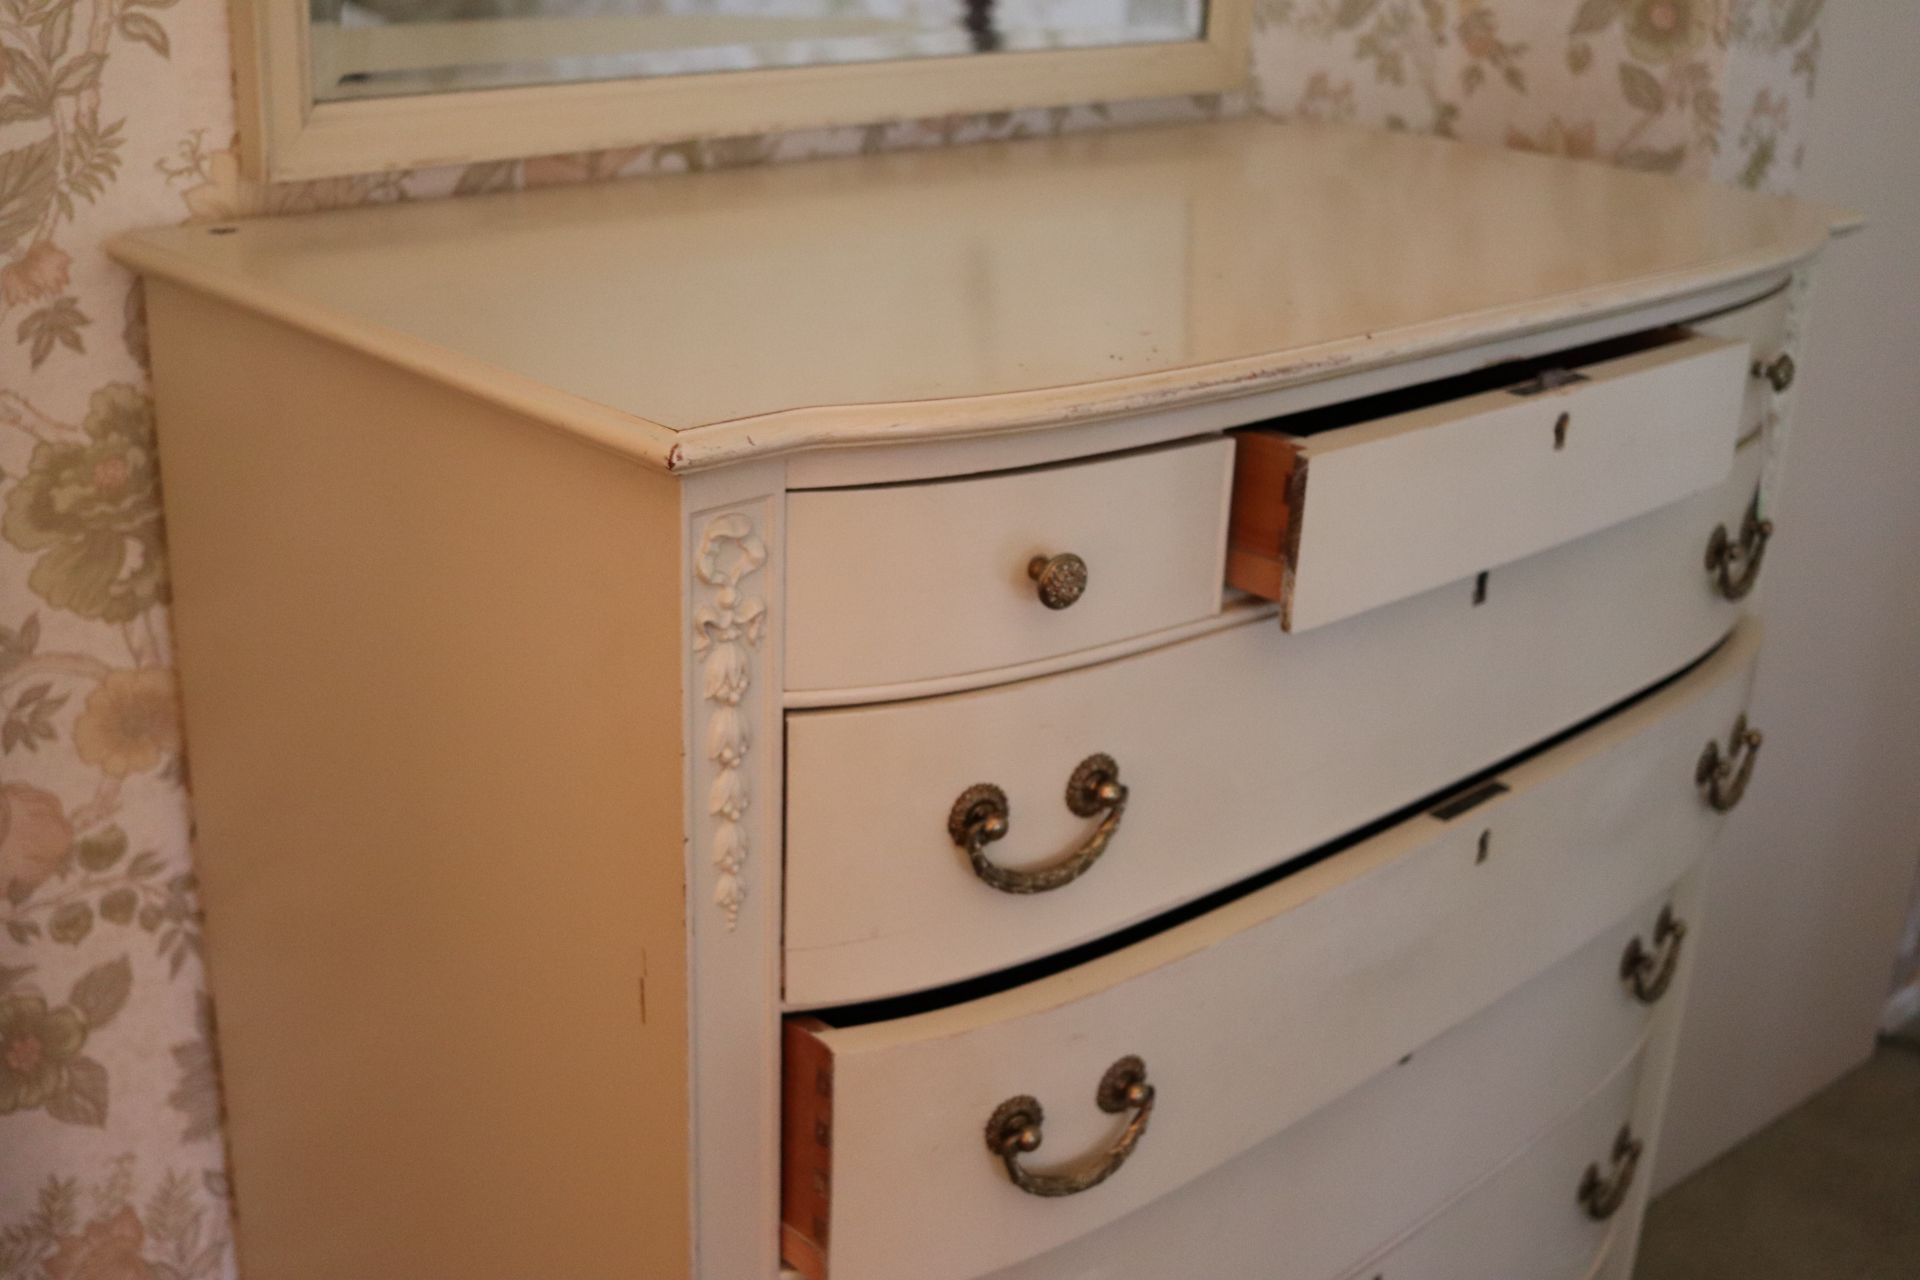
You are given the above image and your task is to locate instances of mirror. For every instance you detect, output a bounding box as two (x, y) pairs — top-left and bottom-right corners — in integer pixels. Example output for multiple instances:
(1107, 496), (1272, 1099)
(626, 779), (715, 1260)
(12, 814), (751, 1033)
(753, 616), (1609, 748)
(236, 0), (1246, 181)
(309, 0), (1209, 101)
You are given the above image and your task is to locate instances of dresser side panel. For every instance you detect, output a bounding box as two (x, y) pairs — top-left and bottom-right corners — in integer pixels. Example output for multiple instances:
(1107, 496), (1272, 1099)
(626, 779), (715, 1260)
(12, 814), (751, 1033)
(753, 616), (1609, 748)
(143, 280), (693, 1280)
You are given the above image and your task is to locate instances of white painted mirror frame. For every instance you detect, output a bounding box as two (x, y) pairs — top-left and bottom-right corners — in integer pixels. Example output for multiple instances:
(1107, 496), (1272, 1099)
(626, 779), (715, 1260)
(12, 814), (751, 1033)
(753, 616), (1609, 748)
(231, 0), (1251, 181)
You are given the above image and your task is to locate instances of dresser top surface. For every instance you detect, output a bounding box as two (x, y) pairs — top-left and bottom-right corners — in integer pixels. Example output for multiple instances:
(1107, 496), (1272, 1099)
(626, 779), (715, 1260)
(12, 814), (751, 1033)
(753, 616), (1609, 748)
(115, 118), (1838, 471)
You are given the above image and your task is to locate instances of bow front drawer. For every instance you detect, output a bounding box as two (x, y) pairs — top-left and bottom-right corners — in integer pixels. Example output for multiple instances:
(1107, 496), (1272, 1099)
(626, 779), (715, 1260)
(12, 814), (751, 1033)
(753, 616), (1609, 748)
(779, 625), (1759, 1280)
(787, 438), (1233, 693)
(977, 886), (1694, 1280)
(1337, 1047), (1652, 1280)
(786, 442), (1763, 1006)
(1228, 331), (1751, 631)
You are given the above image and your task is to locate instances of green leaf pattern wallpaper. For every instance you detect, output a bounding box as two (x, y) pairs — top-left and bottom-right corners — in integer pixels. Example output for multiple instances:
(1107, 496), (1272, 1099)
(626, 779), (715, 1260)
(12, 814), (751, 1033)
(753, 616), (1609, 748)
(0, 0), (1826, 1272)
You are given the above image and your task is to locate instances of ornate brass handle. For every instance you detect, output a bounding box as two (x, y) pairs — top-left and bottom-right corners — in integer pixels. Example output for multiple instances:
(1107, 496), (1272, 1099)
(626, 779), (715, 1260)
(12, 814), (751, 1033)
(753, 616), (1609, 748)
(1705, 490), (1774, 601)
(948, 754), (1128, 894)
(1028, 552), (1089, 610)
(1578, 1125), (1644, 1222)
(1754, 351), (1796, 394)
(985, 1056), (1154, 1198)
(1621, 905), (1689, 1005)
(1697, 714), (1763, 813)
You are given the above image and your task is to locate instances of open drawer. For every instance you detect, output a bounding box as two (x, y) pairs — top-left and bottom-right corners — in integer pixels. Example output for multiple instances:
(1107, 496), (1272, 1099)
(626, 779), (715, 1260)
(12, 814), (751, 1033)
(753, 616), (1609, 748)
(974, 885), (1694, 1280)
(1228, 330), (1751, 631)
(780, 623), (1762, 1280)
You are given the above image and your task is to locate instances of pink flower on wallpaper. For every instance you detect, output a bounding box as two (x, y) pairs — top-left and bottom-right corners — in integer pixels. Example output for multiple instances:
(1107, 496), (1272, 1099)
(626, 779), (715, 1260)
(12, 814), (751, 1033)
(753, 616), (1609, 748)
(42, 1206), (159, 1280)
(0, 782), (73, 900)
(2, 241), (72, 307)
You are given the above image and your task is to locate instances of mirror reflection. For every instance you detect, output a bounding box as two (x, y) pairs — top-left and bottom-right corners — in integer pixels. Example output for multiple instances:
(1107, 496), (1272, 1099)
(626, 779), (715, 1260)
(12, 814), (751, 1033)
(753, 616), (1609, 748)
(310, 0), (1208, 102)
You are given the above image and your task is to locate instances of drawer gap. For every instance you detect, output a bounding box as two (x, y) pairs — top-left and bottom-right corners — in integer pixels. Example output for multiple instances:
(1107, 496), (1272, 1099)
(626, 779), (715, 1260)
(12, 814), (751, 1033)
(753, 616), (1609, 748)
(1230, 326), (1685, 444)
(800, 633), (1723, 1032)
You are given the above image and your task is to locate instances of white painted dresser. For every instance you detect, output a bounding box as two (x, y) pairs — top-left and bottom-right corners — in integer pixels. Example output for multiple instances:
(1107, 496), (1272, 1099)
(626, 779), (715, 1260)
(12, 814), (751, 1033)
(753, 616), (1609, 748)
(112, 120), (1847, 1280)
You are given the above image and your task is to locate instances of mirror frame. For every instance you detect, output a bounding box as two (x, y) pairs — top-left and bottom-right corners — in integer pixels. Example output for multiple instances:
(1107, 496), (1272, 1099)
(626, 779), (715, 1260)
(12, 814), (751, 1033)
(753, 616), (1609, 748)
(232, 0), (1250, 181)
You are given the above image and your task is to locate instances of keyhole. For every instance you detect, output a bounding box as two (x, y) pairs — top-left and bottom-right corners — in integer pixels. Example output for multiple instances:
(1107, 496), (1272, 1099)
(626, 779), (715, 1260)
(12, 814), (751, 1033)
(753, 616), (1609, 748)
(1554, 413), (1571, 450)
(1473, 571), (1490, 606)
(1476, 830), (1492, 864)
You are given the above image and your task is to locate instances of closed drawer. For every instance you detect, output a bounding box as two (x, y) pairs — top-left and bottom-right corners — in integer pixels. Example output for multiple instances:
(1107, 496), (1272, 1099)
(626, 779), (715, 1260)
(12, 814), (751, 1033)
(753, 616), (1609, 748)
(979, 886), (1697, 1280)
(785, 442), (1763, 1006)
(1341, 1046), (1653, 1280)
(779, 628), (1757, 1280)
(786, 438), (1233, 693)
(1228, 330), (1749, 631)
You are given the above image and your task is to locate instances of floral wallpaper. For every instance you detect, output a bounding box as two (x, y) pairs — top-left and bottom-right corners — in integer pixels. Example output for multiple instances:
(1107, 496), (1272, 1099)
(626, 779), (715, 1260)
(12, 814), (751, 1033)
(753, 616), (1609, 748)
(0, 0), (1824, 1274)
(2, 0), (239, 1266)
(1252, 0), (1825, 193)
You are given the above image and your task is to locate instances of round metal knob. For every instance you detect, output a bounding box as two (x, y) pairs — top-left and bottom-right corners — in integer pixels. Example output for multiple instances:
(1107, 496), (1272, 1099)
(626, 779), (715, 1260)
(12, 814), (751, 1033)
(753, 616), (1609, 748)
(1755, 352), (1796, 394)
(1028, 553), (1088, 610)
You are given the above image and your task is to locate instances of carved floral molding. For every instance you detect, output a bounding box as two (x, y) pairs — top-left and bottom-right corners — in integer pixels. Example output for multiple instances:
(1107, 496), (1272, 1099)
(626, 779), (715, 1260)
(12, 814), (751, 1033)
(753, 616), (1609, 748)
(691, 510), (768, 929)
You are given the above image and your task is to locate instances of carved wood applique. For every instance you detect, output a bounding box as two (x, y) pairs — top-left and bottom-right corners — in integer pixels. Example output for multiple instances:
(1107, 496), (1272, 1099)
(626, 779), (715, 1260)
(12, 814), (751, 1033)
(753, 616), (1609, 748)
(692, 510), (768, 929)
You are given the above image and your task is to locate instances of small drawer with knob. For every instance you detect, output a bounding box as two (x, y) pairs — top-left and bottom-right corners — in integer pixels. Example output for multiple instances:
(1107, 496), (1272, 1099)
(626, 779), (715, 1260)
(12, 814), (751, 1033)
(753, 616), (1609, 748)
(1227, 330), (1752, 632)
(784, 437), (1234, 695)
(779, 627), (1758, 1280)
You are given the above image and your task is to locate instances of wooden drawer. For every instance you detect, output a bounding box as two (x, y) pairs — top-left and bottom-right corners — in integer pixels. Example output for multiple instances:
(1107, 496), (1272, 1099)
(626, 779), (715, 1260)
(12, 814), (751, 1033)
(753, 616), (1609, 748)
(779, 627), (1757, 1280)
(1227, 330), (1749, 631)
(977, 886), (1697, 1280)
(785, 443), (1763, 1006)
(1340, 1046), (1653, 1280)
(786, 438), (1233, 693)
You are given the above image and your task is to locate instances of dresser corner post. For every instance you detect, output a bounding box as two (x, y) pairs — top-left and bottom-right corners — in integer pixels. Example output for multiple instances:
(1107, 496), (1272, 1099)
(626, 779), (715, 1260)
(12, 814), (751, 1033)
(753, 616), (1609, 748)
(1757, 263), (1820, 522)
(681, 460), (789, 1279)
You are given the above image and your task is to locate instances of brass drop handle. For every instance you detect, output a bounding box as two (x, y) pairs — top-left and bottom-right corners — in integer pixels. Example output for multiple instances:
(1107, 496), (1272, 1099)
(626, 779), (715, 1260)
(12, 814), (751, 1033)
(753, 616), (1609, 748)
(1028, 552), (1089, 610)
(986, 1056), (1154, 1198)
(1697, 714), (1763, 813)
(1705, 490), (1773, 601)
(1578, 1125), (1644, 1222)
(1754, 351), (1796, 394)
(1621, 906), (1689, 1005)
(948, 754), (1128, 894)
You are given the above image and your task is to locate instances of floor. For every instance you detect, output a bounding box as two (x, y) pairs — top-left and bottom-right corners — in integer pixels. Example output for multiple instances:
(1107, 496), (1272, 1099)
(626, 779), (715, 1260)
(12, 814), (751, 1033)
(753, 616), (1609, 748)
(1635, 1036), (1920, 1280)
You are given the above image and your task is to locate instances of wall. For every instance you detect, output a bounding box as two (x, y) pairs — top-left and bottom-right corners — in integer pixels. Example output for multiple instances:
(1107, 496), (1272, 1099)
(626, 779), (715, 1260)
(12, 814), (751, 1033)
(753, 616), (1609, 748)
(1253, 0), (1821, 188)
(2, 0), (241, 1270)
(1655, 2), (1920, 1191)
(0, 1), (1844, 1273)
